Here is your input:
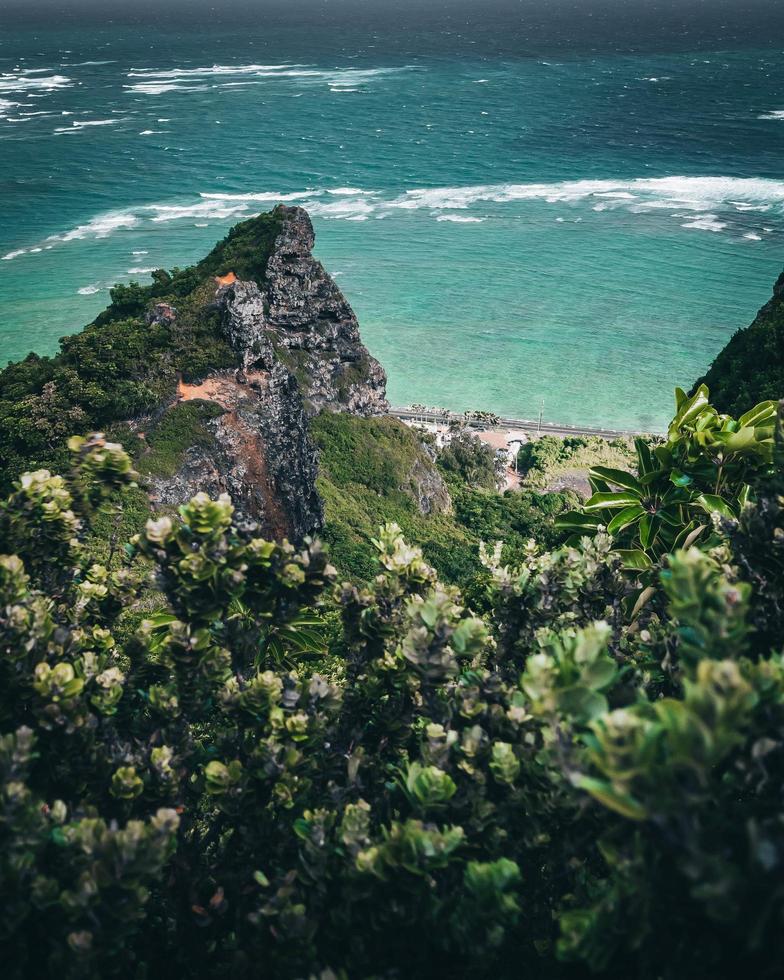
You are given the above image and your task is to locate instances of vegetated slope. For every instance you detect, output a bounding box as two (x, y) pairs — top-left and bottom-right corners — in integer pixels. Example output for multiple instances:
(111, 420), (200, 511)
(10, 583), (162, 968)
(0, 212), (282, 488)
(696, 268), (784, 415)
(312, 412), (576, 588)
(0, 206), (387, 541)
(1, 388), (782, 979)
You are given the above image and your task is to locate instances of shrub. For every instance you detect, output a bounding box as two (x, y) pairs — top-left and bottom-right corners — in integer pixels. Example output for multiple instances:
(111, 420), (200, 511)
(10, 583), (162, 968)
(1, 402), (784, 978)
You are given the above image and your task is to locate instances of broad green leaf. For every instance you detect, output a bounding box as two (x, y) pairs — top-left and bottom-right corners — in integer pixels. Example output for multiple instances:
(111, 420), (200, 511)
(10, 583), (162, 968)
(575, 776), (647, 821)
(635, 437), (654, 476)
(615, 549), (653, 571)
(639, 514), (660, 550)
(606, 504), (645, 535)
(738, 400), (778, 428)
(694, 494), (736, 519)
(555, 512), (602, 532)
(589, 466), (643, 494)
(583, 491), (641, 512)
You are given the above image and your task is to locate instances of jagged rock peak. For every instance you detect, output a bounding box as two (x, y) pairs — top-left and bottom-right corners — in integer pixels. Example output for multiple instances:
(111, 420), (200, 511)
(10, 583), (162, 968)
(217, 204), (389, 417)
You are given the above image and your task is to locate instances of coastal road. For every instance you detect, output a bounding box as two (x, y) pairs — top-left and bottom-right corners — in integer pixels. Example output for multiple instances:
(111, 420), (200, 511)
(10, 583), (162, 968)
(387, 407), (645, 440)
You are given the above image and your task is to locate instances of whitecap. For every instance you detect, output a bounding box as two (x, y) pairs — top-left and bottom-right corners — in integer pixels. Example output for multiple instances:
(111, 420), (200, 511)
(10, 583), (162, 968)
(744, 232), (762, 241)
(127, 266), (157, 274)
(435, 214), (485, 223)
(49, 211), (139, 243)
(200, 189), (323, 203)
(0, 73), (72, 94)
(54, 118), (122, 133)
(147, 201), (250, 222)
(78, 284), (102, 295)
(132, 250), (149, 256)
(1, 248), (27, 261)
(681, 214), (727, 233)
(758, 110), (784, 120)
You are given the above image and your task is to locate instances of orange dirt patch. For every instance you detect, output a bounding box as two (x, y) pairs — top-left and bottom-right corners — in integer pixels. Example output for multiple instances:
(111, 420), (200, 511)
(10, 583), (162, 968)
(177, 376), (230, 406)
(215, 271), (237, 287)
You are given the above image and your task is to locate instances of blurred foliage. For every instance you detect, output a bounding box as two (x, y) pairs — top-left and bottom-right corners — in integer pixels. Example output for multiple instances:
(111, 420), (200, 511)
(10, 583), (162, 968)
(2, 395), (784, 977)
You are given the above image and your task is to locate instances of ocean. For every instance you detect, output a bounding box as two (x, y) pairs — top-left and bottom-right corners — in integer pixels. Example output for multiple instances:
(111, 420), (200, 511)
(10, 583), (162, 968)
(1, 0), (783, 431)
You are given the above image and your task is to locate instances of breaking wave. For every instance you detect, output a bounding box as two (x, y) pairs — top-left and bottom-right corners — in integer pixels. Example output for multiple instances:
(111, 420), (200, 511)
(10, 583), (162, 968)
(3, 176), (782, 262)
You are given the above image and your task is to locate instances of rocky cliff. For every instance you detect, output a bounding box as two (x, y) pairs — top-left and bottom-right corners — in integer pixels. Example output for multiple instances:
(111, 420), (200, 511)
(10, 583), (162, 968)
(143, 205), (388, 540)
(0, 204), (447, 546)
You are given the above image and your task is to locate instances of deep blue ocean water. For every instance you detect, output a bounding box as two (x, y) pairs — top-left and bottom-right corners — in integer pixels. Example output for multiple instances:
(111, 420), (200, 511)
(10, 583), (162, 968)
(2, 0), (784, 430)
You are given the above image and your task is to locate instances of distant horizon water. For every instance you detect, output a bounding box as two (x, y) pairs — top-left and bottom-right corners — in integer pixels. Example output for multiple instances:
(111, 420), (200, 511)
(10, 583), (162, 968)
(1, 2), (783, 431)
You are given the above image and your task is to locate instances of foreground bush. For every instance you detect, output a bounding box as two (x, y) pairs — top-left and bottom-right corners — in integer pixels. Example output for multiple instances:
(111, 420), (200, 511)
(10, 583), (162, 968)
(2, 398), (784, 978)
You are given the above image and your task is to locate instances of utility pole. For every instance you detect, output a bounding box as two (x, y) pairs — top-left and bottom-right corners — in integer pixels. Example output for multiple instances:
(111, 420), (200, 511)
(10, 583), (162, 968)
(537, 398), (544, 436)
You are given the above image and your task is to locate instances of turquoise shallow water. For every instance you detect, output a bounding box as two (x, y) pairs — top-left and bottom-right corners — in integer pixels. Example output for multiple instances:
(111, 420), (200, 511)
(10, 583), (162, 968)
(1, 2), (784, 431)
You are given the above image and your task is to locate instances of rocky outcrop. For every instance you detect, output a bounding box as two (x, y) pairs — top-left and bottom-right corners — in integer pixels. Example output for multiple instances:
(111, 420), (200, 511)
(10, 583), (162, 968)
(142, 204), (388, 541)
(216, 205), (388, 416)
(148, 367), (322, 542)
(404, 452), (452, 516)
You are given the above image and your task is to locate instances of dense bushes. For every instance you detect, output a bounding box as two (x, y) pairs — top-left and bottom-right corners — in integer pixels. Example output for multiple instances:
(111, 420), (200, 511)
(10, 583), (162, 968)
(2, 389), (784, 978)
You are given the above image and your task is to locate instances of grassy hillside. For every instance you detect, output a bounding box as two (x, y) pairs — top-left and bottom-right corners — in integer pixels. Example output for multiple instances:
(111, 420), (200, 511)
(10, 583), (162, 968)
(311, 412), (576, 589)
(696, 270), (784, 415)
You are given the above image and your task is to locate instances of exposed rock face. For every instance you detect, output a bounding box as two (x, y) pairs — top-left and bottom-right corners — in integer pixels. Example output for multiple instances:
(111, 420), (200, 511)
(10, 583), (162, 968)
(149, 368), (322, 542)
(405, 452), (452, 516)
(144, 204), (387, 541)
(218, 205), (388, 416)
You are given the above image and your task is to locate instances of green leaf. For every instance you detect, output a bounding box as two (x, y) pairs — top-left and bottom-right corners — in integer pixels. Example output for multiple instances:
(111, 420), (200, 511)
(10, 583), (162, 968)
(639, 514), (660, 550)
(738, 400), (778, 428)
(694, 494), (736, 520)
(589, 467), (643, 494)
(576, 776), (647, 821)
(615, 549), (653, 571)
(583, 491), (641, 512)
(555, 512), (602, 533)
(606, 505), (645, 536)
(635, 437), (655, 476)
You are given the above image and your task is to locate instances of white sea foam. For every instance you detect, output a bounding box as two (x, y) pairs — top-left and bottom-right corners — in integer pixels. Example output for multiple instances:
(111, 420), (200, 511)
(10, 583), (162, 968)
(307, 197), (376, 219)
(127, 266), (156, 274)
(49, 212), (140, 243)
(758, 110), (784, 120)
(200, 190), (322, 203)
(0, 73), (72, 94)
(2, 248), (27, 261)
(681, 214), (727, 232)
(54, 118), (122, 133)
(125, 82), (209, 95)
(147, 201), (250, 222)
(125, 63), (411, 95)
(132, 250), (149, 256)
(744, 232), (762, 241)
(78, 284), (102, 295)
(5, 175), (782, 264)
(435, 214), (485, 223)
